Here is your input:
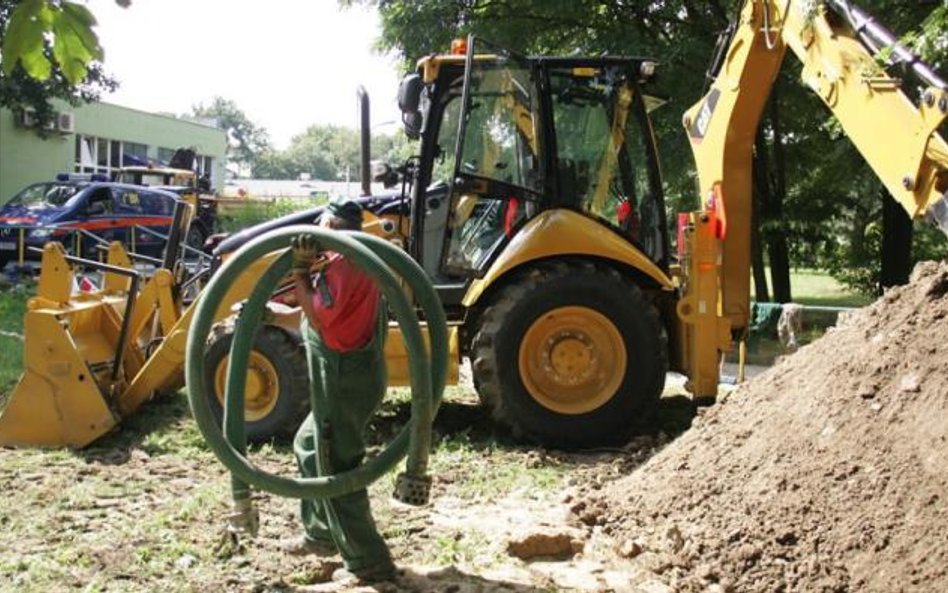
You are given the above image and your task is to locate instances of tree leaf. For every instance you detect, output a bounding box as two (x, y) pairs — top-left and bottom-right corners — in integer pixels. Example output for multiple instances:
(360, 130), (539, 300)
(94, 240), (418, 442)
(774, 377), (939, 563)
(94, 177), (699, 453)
(1, 0), (52, 78)
(59, 2), (104, 60)
(52, 2), (104, 83)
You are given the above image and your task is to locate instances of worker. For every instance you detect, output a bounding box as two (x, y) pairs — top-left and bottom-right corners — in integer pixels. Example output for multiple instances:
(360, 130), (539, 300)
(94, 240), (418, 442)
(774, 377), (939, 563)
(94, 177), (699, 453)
(284, 198), (396, 585)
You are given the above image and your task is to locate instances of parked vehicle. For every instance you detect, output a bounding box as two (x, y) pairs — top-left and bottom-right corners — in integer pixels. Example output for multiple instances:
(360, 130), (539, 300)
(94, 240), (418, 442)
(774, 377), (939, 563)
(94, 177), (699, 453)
(0, 174), (185, 269)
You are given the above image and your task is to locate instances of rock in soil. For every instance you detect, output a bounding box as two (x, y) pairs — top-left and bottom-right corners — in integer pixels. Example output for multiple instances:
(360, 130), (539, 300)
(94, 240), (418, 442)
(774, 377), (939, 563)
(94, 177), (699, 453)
(505, 526), (585, 560)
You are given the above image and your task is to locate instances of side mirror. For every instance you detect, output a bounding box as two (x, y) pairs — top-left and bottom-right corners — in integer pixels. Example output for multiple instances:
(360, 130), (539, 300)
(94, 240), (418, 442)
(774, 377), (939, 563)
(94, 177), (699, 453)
(397, 74), (423, 113)
(398, 74), (424, 140)
(402, 112), (423, 140)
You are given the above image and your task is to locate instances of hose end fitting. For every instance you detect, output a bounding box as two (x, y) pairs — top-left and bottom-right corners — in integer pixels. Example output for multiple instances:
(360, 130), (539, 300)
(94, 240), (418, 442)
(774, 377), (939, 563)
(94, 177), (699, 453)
(226, 497), (260, 537)
(393, 472), (432, 506)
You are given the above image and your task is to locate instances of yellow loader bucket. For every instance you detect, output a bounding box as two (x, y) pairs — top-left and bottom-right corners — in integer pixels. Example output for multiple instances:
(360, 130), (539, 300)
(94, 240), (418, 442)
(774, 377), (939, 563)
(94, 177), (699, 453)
(0, 244), (141, 448)
(0, 307), (121, 447)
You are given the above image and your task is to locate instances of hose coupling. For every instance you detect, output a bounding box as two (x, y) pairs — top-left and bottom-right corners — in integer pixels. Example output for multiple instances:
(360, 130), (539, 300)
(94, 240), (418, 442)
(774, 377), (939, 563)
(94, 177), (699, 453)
(393, 472), (432, 506)
(226, 497), (259, 537)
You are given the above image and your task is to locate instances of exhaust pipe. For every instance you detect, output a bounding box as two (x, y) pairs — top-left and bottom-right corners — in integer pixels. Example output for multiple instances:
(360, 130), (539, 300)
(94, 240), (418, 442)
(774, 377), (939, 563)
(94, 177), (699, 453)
(357, 86), (371, 196)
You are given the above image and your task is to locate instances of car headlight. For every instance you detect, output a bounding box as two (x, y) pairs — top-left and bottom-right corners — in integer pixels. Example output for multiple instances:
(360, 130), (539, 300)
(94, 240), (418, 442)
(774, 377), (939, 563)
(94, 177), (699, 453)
(28, 228), (54, 239)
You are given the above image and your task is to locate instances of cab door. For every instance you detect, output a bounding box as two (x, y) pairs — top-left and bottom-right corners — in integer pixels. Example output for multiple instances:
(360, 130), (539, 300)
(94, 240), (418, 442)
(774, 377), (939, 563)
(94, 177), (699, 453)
(440, 38), (544, 279)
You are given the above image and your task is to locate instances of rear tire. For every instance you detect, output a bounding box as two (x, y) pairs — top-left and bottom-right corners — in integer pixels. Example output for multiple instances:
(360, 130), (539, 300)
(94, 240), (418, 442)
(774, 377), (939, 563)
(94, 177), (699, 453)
(471, 260), (667, 449)
(185, 225), (207, 257)
(203, 324), (309, 442)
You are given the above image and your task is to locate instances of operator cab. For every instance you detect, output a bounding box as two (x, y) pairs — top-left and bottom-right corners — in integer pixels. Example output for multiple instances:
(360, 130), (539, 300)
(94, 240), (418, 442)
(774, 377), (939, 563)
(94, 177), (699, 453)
(397, 37), (669, 303)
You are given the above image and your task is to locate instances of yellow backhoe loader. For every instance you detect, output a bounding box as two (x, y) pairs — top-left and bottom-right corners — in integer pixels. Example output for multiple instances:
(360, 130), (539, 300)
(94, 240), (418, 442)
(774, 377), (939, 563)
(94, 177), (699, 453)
(1, 0), (945, 450)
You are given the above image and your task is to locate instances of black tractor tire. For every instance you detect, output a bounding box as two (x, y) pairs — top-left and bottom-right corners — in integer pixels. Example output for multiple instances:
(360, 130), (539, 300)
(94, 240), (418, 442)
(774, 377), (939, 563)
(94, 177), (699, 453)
(471, 260), (667, 449)
(203, 324), (310, 442)
(185, 224), (208, 254)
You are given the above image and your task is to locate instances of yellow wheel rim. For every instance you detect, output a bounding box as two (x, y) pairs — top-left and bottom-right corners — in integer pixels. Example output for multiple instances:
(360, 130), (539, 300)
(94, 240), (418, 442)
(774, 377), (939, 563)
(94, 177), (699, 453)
(518, 306), (626, 415)
(215, 350), (280, 422)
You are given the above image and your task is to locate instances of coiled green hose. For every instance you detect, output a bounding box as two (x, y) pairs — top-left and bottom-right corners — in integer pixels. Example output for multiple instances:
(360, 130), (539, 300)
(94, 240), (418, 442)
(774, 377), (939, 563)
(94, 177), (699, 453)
(185, 225), (447, 505)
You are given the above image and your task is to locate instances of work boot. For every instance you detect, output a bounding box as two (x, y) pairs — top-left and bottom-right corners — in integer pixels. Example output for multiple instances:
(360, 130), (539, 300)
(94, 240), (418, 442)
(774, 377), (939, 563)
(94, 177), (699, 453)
(331, 562), (397, 585)
(279, 536), (337, 557)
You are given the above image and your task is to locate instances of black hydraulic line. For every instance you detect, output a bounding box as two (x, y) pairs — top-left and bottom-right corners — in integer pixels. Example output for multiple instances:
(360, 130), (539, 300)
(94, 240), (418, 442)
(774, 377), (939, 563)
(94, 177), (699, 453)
(703, 0), (745, 93)
(162, 200), (189, 270)
(111, 274), (141, 381)
(828, 0), (947, 91)
(179, 267), (210, 291)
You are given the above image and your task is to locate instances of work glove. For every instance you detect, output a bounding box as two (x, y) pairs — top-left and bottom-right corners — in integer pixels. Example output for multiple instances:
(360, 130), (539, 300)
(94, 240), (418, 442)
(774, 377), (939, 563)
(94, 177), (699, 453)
(290, 234), (323, 275)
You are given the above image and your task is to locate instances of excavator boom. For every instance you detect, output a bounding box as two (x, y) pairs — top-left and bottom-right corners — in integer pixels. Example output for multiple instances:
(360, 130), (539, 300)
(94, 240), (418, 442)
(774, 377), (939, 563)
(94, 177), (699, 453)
(678, 0), (948, 397)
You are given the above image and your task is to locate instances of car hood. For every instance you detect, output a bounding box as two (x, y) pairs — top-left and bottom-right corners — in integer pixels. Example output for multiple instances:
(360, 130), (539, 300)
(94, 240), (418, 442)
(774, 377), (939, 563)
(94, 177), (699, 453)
(0, 204), (65, 226)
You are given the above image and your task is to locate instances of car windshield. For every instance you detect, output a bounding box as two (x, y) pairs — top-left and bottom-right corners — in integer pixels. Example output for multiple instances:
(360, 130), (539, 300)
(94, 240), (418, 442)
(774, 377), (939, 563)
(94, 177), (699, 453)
(7, 183), (81, 210)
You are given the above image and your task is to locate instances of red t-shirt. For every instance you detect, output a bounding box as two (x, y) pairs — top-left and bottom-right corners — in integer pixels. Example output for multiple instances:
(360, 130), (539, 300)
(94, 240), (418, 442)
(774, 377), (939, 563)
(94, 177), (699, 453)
(310, 253), (380, 352)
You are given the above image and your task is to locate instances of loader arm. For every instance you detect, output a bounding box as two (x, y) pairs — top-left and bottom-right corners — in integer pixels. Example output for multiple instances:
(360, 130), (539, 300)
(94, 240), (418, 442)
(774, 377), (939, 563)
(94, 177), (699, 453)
(679, 0), (948, 396)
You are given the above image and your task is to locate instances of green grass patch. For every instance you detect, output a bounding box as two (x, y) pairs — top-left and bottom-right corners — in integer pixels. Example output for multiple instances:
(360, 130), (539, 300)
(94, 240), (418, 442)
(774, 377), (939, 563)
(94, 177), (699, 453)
(789, 268), (872, 308)
(216, 197), (324, 233)
(0, 288), (28, 396)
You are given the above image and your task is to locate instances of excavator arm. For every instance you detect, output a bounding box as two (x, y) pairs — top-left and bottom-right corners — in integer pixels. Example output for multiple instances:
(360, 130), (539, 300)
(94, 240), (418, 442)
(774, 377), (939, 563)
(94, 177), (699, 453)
(678, 0), (948, 396)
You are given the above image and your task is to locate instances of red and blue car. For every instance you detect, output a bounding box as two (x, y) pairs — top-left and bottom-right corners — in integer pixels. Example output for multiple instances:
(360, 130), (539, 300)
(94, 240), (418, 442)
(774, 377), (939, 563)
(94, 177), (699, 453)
(0, 175), (183, 269)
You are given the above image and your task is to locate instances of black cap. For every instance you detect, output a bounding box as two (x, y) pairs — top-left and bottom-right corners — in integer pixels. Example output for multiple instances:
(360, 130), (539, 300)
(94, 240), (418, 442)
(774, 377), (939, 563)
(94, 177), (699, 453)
(325, 198), (363, 226)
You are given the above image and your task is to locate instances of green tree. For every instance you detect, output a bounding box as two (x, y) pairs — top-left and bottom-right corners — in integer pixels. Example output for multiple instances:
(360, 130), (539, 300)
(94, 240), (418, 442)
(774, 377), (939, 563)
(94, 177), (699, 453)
(349, 0), (947, 298)
(264, 124), (360, 181)
(0, 0), (118, 132)
(191, 96), (271, 173)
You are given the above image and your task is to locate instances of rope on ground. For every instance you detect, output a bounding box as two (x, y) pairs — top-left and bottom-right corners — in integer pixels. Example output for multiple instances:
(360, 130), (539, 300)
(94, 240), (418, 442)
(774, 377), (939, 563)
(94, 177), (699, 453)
(0, 330), (23, 341)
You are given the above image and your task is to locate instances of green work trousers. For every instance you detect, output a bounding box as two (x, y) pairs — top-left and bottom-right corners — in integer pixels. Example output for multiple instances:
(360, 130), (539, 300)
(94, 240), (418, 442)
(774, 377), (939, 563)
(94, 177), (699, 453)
(293, 317), (392, 574)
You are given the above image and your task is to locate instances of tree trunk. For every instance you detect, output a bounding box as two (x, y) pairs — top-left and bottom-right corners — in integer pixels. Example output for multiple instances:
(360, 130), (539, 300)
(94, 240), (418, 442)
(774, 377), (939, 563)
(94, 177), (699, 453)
(767, 84), (792, 303)
(751, 130), (771, 303)
(880, 188), (913, 291)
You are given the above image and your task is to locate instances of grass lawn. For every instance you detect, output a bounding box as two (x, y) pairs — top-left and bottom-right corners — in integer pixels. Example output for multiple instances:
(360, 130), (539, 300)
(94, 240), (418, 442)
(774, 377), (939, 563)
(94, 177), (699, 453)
(788, 268), (872, 308)
(0, 288), (27, 395)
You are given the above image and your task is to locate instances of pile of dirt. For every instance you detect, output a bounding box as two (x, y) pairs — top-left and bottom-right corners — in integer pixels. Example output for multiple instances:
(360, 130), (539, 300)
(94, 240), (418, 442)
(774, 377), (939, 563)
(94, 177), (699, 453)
(583, 261), (948, 592)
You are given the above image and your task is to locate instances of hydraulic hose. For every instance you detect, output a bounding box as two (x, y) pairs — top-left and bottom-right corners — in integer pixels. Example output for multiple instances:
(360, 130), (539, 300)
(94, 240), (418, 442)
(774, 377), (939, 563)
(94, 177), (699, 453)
(185, 225), (448, 506)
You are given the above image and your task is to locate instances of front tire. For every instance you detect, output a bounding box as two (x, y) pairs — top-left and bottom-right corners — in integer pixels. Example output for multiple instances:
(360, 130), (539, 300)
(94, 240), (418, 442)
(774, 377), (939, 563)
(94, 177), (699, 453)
(203, 324), (309, 442)
(471, 260), (667, 449)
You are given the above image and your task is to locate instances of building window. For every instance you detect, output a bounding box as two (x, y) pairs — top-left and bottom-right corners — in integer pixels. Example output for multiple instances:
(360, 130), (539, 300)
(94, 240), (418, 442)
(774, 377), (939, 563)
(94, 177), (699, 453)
(197, 155), (213, 176)
(75, 135), (96, 174)
(157, 147), (176, 164)
(124, 141), (148, 159)
(74, 135), (153, 176)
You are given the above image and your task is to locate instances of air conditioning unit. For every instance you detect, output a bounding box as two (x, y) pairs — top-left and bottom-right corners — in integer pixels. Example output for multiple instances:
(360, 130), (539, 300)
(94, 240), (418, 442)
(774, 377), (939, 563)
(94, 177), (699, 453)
(57, 112), (75, 133)
(15, 108), (58, 131)
(15, 108), (38, 128)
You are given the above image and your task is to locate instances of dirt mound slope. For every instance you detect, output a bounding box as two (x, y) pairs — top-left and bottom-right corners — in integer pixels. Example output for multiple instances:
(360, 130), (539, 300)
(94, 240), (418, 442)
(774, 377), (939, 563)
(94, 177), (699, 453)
(586, 261), (948, 592)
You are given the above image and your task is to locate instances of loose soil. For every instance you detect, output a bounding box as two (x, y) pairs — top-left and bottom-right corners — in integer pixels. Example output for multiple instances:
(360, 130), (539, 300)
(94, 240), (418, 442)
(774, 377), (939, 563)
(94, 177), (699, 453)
(583, 261), (948, 592)
(0, 386), (692, 593)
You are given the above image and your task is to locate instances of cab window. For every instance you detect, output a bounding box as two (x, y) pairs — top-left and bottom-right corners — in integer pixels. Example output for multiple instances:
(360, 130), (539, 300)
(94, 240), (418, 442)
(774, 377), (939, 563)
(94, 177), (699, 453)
(431, 93), (462, 188)
(455, 63), (540, 191)
(441, 52), (539, 277)
(550, 67), (661, 262)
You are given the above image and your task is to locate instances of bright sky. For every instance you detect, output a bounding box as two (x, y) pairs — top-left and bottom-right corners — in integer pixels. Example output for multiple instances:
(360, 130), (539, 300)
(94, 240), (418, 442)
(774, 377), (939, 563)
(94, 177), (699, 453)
(87, 0), (404, 149)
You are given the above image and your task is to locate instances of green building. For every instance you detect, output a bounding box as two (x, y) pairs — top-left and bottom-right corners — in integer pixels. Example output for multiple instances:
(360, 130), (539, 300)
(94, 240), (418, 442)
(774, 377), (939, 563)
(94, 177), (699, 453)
(0, 101), (227, 202)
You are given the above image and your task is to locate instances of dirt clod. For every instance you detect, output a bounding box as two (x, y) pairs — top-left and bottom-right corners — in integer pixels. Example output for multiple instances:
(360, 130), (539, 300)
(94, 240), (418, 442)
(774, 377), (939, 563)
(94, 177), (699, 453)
(583, 260), (948, 592)
(505, 527), (584, 560)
